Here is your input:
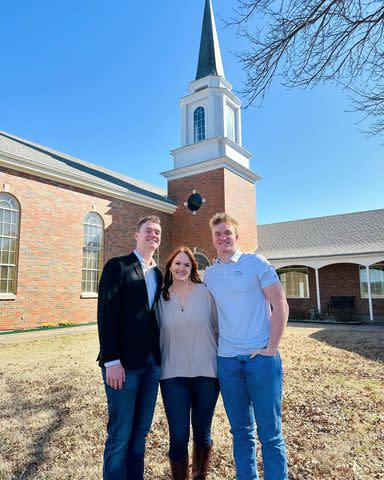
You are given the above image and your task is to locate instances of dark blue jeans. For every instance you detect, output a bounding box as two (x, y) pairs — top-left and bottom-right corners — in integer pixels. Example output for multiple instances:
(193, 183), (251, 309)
(102, 354), (160, 480)
(160, 376), (220, 462)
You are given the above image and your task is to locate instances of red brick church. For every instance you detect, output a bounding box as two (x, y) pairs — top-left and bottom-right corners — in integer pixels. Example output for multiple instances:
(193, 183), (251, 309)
(0, 0), (383, 330)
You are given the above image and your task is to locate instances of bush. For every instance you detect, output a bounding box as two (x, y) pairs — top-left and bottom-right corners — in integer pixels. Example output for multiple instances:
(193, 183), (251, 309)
(40, 323), (57, 329)
(334, 310), (355, 322)
(289, 310), (309, 321)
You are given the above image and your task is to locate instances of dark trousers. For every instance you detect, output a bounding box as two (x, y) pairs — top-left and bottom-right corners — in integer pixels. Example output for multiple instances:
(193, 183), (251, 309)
(102, 354), (160, 480)
(160, 376), (220, 462)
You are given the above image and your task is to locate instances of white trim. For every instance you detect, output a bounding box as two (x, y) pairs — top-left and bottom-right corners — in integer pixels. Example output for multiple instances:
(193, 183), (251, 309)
(81, 292), (98, 299)
(171, 136), (252, 159)
(269, 252), (384, 270)
(0, 152), (177, 214)
(188, 76), (233, 94)
(365, 266), (374, 322)
(182, 86), (241, 109)
(162, 156), (260, 184)
(315, 268), (321, 314)
(0, 293), (16, 300)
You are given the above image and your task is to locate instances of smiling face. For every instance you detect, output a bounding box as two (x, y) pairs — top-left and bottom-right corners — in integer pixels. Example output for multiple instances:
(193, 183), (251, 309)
(135, 221), (161, 256)
(169, 252), (192, 283)
(211, 221), (238, 260)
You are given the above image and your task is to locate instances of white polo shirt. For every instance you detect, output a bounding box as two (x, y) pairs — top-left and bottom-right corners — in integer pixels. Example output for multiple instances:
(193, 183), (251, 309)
(204, 250), (280, 357)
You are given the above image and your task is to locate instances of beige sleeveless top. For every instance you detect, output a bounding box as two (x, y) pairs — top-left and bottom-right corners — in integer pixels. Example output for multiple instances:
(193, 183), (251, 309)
(157, 283), (218, 380)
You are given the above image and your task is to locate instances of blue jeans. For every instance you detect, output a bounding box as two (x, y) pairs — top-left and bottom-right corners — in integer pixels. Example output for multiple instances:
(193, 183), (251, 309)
(102, 354), (160, 480)
(217, 354), (288, 480)
(160, 376), (220, 461)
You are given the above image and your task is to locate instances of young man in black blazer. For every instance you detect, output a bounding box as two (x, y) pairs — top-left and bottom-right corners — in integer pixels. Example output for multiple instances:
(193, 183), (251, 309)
(97, 215), (163, 480)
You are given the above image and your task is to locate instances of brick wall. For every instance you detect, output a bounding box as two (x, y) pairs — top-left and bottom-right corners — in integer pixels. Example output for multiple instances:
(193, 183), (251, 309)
(319, 263), (384, 318)
(285, 267), (317, 318)
(0, 168), (172, 330)
(168, 168), (257, 263)
(3, 165), (381, 330)
(168, 169), (224, 262)
(224, 169), (258, 252)
(286, 263), (384, 320)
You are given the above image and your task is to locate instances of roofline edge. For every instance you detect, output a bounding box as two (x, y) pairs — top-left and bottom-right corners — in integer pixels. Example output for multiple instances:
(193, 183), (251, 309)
(0, 151), (177, 214)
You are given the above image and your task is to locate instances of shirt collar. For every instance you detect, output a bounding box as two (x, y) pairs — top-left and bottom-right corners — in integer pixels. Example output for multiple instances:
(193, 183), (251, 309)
(134, 249), (157, 270)
(216, 249), (242, 264)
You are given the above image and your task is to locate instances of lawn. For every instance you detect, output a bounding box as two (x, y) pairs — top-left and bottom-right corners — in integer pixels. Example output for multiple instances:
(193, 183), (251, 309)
(0, 325), (383, 480)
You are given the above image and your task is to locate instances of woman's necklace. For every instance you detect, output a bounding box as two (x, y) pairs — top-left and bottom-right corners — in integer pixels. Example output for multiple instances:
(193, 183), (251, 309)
(172, 283), (193, 312)
(175, 292), (185, 312)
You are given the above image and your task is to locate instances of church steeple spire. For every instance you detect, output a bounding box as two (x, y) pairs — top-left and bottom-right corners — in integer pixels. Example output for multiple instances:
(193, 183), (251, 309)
(195, 0), (225, 80)
(163, 0), (259, 258)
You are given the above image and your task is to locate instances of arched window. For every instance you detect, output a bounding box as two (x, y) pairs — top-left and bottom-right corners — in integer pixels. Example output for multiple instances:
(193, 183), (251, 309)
(194, 106), (206, 142)
(277, 266), (309, 298)
(194, 252), (211, 278)
(82, 212), (104, 294)
(0, 193), (20, 296)
(153, 248), (160, 267)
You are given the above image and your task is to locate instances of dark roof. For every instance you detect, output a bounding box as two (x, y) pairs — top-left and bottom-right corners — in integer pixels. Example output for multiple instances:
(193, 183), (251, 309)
(0, 131), (175, 206)
(195, 0), (225, 80)
(257, 209), (384, 259)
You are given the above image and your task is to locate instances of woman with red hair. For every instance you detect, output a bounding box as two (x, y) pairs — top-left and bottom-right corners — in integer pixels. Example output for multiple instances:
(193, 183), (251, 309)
(157, 246), (219, 480)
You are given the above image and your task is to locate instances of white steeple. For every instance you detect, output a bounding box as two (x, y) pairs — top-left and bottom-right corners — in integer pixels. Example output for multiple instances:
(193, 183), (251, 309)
(163, 0), (258, 185)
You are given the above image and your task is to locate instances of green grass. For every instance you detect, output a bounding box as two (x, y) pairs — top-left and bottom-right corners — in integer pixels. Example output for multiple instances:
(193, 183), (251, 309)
(0, 322), (96, 335)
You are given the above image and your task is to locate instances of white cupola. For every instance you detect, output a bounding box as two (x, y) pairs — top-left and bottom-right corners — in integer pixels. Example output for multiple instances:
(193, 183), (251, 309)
(163, 0), (258, 185)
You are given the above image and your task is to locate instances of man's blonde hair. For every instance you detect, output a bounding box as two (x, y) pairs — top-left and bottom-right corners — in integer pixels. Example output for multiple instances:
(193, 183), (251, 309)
(209, 212), (238, 234)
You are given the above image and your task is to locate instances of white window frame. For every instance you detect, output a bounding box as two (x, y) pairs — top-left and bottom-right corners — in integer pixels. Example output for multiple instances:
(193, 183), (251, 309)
(277, 266), (310, 299)
(193, 252), (211, 278)
(226, 104), (236, 142)
(359, 262), (384, 299)
(81, 212), (104, 297)
(0, 193), (20, 299)
(193, 106), (206, 142)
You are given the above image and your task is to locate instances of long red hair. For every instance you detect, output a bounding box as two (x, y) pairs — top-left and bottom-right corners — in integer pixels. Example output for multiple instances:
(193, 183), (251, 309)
(162, 246), (202, 300)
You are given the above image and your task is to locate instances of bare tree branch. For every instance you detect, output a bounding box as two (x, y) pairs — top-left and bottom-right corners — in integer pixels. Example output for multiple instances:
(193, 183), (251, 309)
(227, 0), (384, 135)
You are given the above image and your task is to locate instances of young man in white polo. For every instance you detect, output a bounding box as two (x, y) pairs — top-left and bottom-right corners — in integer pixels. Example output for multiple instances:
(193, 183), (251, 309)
(204, 212), (289, 480)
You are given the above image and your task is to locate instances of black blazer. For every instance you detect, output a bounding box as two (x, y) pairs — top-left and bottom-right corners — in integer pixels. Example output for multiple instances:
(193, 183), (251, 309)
(97, 252), (163, 369)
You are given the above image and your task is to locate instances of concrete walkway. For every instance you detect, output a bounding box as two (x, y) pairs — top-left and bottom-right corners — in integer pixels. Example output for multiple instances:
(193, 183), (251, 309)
(289, 321), (384, 332)
(1, 321), (383, 346)
(0, 323), (97, 345)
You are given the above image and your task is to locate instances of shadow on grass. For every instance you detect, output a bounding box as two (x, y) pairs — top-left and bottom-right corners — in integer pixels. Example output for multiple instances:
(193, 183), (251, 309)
(309, 328), (384, 363)
(0, 383), (72, 480)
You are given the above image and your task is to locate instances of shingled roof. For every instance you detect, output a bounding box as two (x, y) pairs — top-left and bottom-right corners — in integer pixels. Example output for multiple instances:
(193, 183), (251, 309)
(0, 131), (175, 206)
(257, 209), (384, 260)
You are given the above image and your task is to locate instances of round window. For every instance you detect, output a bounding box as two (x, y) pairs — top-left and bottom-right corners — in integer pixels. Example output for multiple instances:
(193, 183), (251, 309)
(194, 253), (211, 277)
(187, 193), (203, 212)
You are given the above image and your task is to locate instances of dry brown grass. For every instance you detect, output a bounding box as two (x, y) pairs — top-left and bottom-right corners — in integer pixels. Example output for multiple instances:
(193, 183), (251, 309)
(0, 325), (383, 480)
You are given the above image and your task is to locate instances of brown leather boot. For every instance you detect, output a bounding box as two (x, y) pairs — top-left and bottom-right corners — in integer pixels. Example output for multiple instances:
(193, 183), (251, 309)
(192, 442), (213, 479)
(170, 454), (189, 480)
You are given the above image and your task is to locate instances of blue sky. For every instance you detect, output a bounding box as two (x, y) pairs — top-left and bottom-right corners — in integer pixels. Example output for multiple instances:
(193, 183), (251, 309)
(1, 0), (382, 224)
